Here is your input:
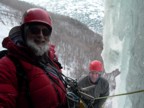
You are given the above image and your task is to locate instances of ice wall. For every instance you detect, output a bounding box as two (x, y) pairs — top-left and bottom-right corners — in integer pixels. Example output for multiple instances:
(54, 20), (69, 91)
(102, 0), (144, 108)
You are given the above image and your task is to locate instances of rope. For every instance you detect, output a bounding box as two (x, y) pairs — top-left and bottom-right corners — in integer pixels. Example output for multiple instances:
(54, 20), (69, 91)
(78, 89), (144, 108)
(93, 89), (144, 100)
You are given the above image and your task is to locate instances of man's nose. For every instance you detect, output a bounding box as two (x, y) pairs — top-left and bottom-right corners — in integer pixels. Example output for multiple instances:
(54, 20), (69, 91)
(93, 73), (99, 77)
(37, 31), (45, 40)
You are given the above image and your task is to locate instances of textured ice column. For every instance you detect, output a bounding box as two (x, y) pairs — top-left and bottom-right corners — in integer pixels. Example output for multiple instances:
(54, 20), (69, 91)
(102, 0), (144, 108)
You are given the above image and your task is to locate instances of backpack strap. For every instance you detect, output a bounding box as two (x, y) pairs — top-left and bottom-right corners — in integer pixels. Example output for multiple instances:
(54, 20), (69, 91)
(7, 55), (34, 108)
(0, 50), (8, 58)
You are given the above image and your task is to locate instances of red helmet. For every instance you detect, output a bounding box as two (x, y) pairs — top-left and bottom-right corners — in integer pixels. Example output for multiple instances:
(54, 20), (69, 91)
(89, 60), (103, 72)
(22, 8), (52, 29)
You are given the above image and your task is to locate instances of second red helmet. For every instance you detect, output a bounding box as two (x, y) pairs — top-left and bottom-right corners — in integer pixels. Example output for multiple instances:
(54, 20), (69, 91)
(89, 60), (103, 72)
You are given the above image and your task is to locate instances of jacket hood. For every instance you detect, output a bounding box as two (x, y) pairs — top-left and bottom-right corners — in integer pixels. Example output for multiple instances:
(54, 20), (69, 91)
(2, 37), (38, 63)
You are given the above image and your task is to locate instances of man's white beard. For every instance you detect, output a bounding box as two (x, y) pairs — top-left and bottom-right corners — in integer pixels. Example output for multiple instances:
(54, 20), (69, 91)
(27, 39), (49, 56)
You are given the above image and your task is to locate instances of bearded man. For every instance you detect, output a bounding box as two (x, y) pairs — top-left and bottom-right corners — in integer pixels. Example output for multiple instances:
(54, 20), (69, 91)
(0, 8), (67, 108)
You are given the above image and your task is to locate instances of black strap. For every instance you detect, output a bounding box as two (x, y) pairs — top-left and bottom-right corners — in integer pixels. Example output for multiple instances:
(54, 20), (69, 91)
(8, 55), (34, 108)
(38, 61), (67, 106)
(0, 50), (8, 58)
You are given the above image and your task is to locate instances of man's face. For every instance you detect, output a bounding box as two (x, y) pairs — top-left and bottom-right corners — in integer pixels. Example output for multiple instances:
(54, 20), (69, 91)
(89, 71), (101, 83)
(26, 24), (51, 56)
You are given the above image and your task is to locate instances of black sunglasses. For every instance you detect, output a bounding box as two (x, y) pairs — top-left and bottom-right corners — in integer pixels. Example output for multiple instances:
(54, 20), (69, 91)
(28, 26), (51, 36)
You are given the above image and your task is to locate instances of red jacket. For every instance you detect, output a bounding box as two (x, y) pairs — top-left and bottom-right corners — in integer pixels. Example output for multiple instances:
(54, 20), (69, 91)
(0, 37), (67, 108)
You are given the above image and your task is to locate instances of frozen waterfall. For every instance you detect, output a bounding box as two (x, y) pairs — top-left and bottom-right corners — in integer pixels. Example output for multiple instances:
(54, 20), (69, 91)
(102, 0), (144, 108)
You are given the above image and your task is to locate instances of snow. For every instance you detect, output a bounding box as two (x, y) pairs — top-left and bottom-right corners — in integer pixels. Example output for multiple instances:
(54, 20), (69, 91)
(0, 3), (19, 49)
(19, 0), (104, 34)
